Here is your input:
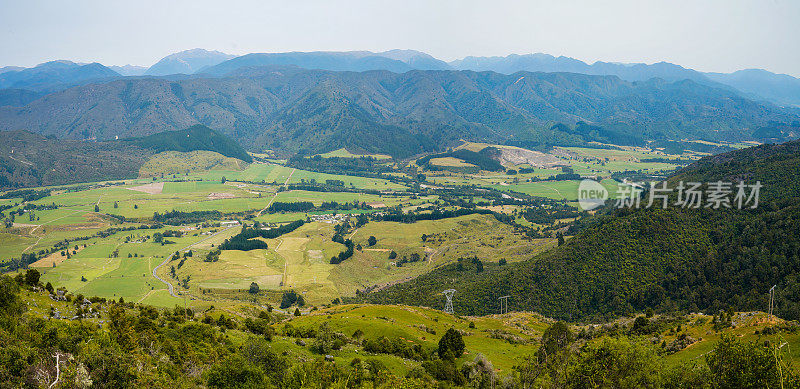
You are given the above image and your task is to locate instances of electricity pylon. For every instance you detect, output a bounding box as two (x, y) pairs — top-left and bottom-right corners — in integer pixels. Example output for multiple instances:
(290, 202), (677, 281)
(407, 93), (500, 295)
(442, 289), (456, 314)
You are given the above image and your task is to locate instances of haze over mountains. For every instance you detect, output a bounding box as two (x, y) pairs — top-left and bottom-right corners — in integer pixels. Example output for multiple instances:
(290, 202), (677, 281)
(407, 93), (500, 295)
(3, 66), (798, 157)
(144, 49), (235, 76)
(3, 49), (800, 107)
(1, 48), (800, 156)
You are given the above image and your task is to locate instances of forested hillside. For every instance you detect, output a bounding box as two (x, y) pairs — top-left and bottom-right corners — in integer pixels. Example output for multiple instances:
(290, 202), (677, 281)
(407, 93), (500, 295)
(358, 140), (800, 321)
(124, 125), (252, 162)
(0, 126), (250, 189)
(0, 131), (152, 189)
(1, 67), (797, 157)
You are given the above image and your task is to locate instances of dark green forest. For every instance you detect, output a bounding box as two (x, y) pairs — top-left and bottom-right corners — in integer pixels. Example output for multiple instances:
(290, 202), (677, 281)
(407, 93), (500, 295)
(124, 125), (252, 162)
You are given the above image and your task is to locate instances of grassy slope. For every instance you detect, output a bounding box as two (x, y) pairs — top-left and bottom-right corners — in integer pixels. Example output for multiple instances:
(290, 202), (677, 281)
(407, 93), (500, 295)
(138, 150), (247, 177)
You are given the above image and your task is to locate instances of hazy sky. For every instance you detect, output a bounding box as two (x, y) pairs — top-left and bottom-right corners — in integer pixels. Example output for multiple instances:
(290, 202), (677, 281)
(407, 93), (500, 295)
(2, 0), (799, 76)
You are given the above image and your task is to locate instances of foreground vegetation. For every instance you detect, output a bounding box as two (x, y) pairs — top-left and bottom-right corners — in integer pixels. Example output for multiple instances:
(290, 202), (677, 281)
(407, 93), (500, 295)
(2, 273), (799, 388)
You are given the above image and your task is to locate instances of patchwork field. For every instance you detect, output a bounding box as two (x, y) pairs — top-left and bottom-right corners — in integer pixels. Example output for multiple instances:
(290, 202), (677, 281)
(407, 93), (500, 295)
(0, 142), (725, 312)
(170, 213), (551, 307)
(33, 224), (239, 306)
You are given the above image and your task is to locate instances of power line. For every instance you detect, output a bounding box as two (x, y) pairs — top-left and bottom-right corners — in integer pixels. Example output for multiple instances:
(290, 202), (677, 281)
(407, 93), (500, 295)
(769, 285), (776, 319)
(498, 295), (510, 314)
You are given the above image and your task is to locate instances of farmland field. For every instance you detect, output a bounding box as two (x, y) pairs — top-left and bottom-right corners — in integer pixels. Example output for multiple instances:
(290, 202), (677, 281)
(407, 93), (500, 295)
(1, 141), (678, 309)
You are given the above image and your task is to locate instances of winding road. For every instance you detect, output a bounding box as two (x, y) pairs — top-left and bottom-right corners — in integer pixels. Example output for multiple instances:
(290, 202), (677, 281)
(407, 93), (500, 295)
(255, 167), (296, 217)
(151, 225), (237, 298)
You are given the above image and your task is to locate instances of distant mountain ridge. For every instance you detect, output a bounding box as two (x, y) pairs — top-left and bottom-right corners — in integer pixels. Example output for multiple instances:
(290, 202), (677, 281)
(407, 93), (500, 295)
(201, 50), (800, 108)
(109, 64), (148, 76)
(202, 51), (414, 75)
(706, 69), (800, 108)
(2, 49), (799, 109)
(1, 66), (797, 158)
(145, 48), (235, 76)
(449, 53), (800, 108)
(0, 60), (120, 93)
(450, 54), (709, 82)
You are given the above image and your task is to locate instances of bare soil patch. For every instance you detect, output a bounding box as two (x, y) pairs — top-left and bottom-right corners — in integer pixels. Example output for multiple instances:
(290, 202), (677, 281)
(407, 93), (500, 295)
(128, 182), (164, 194)
(208, 192), (236, 200)
(498, 148), (565, 168)
(30, 245), (87, 268)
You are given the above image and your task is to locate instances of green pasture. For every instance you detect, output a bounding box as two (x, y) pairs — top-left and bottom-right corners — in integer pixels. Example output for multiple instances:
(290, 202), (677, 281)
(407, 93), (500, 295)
(290, 304), (543, 374)
(195, 163), (405, 190)
(489, 178), (619, 201)
(179, 214), (549, 307)
(36, 225), (234, 305)
(0, 232), (36, 259)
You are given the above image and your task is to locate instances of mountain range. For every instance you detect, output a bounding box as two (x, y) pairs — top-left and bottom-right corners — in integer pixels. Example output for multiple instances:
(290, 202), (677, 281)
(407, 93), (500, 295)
(3, 49), (800, 108)
(1, 49), (800, 156)
(1, 65), (797, 157)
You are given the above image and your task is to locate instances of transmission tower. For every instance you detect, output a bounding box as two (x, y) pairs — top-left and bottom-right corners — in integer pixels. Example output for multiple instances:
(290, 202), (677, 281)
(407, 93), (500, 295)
(769, 285), (777, 319)
(442, 289), (456, 314)
(498, 295), (511, 314)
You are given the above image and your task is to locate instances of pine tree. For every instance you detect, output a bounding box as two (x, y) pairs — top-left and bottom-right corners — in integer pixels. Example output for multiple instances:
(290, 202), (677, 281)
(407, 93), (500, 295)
(438, 328), (465, 360)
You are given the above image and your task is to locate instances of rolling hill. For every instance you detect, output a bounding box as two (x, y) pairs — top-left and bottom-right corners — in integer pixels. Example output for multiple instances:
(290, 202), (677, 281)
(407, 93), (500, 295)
(357, 140), (800, 322)
(0, 130), (152, 189)
(0, 66), (797, 158)
(124, 124), (252, 162)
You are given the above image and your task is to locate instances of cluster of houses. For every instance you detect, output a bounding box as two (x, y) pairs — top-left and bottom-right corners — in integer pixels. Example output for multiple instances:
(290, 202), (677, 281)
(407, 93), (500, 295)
(308, 213), (350, 223)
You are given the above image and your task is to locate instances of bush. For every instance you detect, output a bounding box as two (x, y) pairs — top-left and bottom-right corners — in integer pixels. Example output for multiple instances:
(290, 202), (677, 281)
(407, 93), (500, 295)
(437, 328), (465, 360)
(363, 336), (426, 360)
(566, 337), (662, 388)
(280, 291), (300, 309)
(24, 269), (40, 286)
(205, 354), (266, 388)
(706, 334), (800, 388)
(0, 275), (22, 317)
(310, 323), (346, 354)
